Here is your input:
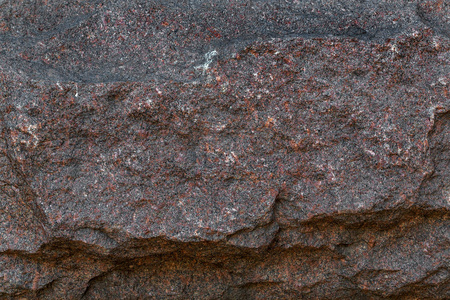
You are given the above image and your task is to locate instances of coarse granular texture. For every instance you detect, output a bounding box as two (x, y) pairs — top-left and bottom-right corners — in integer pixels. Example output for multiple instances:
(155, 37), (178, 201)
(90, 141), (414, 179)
(0, 0), (449, 299)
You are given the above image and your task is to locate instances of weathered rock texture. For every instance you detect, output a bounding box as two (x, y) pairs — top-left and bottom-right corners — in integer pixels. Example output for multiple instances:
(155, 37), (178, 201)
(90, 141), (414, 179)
(0, 0), (449, 299)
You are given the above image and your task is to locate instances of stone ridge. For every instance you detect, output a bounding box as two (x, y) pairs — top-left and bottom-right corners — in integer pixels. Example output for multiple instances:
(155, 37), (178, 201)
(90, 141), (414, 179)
(0, 0), (449, 299)
(0, 0), (447, 83)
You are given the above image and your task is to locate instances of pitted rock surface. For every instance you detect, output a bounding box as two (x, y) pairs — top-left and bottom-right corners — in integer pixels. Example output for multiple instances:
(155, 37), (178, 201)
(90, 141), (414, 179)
(0, 0), (449, 299)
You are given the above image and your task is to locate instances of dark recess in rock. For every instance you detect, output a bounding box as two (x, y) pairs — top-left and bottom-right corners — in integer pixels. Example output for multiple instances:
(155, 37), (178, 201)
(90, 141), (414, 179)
(0, 0), (449, 299)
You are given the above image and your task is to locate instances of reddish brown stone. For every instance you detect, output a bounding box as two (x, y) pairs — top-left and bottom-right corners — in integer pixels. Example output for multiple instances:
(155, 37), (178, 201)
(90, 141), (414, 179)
(0, 0), (449, 299)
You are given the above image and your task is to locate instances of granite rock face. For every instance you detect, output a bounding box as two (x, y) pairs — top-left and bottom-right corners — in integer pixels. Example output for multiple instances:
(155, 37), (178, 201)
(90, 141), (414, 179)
(0, 0), (449, 299)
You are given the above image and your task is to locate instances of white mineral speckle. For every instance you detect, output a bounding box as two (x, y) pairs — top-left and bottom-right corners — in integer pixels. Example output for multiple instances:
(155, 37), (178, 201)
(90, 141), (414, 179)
(195, 50), (218, 74)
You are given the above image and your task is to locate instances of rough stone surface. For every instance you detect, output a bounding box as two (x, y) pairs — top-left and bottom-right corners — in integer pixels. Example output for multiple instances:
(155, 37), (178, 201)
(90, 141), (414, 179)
(0, 0), (449, 299)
